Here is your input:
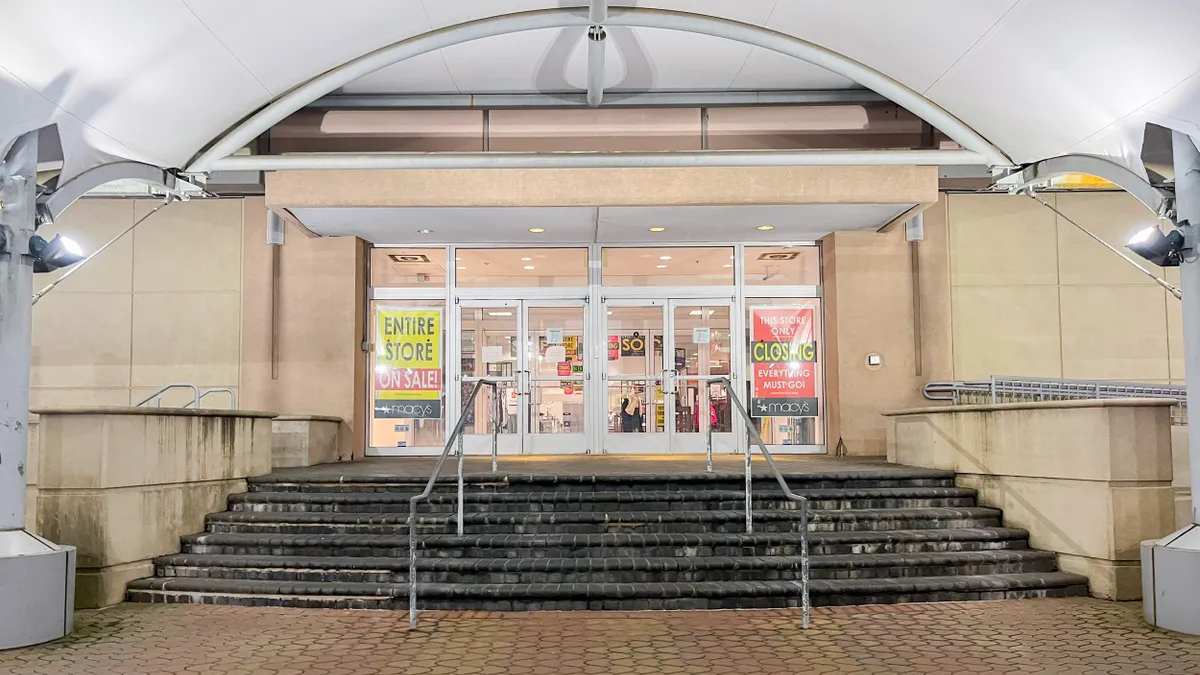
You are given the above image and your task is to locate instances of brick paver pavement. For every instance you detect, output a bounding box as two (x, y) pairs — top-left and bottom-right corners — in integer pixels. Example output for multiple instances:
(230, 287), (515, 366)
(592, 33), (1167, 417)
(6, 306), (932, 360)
(3, 598), (1199, 674)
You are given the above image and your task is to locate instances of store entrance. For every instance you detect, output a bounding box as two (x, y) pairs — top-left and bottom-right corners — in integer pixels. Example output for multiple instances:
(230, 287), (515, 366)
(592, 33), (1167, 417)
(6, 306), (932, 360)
(457, 298), (588, 455)
(603, 299), (736, 454)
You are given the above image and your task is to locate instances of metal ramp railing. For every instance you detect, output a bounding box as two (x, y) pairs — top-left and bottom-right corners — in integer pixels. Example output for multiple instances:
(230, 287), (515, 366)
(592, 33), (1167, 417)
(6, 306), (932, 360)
(923, 376), (1187, 425)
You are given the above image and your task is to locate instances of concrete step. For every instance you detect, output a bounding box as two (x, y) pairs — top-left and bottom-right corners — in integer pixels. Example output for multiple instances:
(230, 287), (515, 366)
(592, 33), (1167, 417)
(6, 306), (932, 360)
(247, 469), (958, 495)
(181, 527), (1033, 558)
(126, 571), (1090, 610)
(204, 507), (1002, 535)
(229, 487), (979, 513)
(154, 550), (1060, 584)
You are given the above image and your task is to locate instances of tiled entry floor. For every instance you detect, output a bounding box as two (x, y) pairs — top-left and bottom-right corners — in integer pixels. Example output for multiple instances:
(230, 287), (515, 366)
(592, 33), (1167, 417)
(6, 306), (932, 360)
(271, 454), (911, 480)
(4, 599), (1199, 674)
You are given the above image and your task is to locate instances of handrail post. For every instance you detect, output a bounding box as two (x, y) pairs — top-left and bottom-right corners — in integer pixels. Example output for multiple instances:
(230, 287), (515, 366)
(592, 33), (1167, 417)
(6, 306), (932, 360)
(491, 384), (500, 473)
(457, 432), (465, 536)
(744, 421), (753, 534)
(719, 377), (808, 628)
(408, 493), (420, 629)
(706, 385), (714, 474)
(408, 379), (491, 629)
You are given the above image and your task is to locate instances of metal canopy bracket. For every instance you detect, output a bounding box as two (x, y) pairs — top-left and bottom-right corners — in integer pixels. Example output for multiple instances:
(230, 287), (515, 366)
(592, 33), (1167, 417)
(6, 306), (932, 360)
(187, 7), (1014, 172)
(994, 154), (1173, 217)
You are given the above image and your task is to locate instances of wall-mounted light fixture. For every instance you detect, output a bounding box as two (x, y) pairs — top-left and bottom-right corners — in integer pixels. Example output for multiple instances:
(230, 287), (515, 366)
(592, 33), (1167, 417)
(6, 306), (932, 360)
(1128, 224), (1188, 267)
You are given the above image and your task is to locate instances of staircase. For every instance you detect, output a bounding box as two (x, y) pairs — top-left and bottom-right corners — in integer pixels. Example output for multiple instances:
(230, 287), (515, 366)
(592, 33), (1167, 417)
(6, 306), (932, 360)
(126, 462), (1088, 610)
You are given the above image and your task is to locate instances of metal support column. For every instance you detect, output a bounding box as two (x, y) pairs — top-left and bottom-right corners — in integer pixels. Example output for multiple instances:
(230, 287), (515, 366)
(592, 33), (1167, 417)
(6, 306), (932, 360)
(0, 134), (36, 532)
(0, 130), (76, 650)
(1143, 131), (1200, 635)
(1175, 131), (1200, 523)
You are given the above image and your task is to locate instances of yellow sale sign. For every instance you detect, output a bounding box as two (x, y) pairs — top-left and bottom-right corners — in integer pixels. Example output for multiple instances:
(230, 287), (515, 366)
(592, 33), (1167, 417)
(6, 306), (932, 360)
(374, 307), (443, 419)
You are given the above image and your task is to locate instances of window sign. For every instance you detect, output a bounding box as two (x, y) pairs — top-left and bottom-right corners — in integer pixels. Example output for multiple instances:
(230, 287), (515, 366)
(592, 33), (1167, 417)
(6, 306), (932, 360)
(374, 307), (443, 419)
(750, 306), (818, 418)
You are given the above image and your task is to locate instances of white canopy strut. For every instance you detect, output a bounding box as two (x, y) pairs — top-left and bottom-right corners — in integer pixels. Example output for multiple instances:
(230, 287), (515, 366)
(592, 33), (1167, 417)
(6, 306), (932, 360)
(187, 6), (1013, 172)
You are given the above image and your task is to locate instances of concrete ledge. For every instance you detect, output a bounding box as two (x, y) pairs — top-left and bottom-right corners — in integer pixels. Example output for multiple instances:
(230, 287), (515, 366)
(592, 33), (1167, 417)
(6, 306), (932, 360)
(272, 416), (346, 469)
(887, 399), (1176, 601)
(33, 409), (273, 608)
(75, 560), (153, 609)
(32, 406), (278, 418)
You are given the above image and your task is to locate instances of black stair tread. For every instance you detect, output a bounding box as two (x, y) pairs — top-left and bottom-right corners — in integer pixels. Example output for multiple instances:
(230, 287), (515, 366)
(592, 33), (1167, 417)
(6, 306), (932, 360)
(127, 571), (1088, 598)
(232, 486), (977, 504)
(249, 467), (957, 485)
(154, 549), (1058, 572)
(207, 506), (1000, 525)
(182, 526), (1030, 548)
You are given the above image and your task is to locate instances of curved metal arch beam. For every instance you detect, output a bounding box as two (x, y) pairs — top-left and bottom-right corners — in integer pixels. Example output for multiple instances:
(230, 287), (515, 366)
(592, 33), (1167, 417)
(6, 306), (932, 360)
(38, 161), (192, 220)
(997, 154), (1173, 217)
(187, 7), (1013, 172)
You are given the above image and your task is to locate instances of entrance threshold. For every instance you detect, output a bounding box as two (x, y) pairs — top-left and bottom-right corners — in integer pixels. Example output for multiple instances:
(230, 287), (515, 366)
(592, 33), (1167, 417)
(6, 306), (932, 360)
(276, 454), (899, 481)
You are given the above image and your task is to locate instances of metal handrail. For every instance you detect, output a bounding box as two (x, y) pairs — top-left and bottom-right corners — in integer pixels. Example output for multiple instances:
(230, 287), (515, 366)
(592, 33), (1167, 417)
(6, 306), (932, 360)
(707, 376), (811, 629)
(924, 375), (1187, 424)
(409, 379), (500, 628)
(184, 388), (237, 410)
(134, 383), (200, 408)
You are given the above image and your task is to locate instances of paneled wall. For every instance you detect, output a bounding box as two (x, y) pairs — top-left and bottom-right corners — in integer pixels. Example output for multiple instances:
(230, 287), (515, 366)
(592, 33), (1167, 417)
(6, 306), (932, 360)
(945, 192), (1181, 383)
(31, 198), (246, 408)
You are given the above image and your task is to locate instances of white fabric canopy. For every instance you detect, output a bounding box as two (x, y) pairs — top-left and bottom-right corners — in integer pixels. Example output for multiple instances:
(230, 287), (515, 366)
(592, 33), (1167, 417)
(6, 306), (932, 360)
(3, 0), (1199, 183)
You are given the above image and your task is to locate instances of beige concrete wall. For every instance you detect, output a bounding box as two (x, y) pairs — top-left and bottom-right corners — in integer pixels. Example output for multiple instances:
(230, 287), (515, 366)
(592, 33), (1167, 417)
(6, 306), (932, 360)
(887, 399), (1177, 600)
(272, 416), (343, 468)
(31, 198), (246, 408)
(945, 192), (1178, 382)
(821, 208), (952, 456)
(25, 415), (39, 534)
(266, 165), (938, 208)
(240, 201), (366, 460)
(34, 409), (274, 608)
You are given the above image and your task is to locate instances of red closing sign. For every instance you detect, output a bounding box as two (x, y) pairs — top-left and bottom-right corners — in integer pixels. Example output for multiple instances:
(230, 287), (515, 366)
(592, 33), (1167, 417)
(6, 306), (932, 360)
(750, 306), (818, 418)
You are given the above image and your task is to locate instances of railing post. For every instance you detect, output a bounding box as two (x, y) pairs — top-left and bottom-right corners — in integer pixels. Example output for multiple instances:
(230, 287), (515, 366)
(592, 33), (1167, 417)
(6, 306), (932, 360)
(408, 494), (419, 628)
(706, 386), (714, 474)
(457, 433), (465, 536)
(745, 427), (753, 534)
(800, 497), (810, 629)
(492, 385), (500, 474)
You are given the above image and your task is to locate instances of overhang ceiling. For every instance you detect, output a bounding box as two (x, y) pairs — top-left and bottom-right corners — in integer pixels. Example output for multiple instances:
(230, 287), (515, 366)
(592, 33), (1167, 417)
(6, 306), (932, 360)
(3, 1), (1199, 184)
(288, 203), (913, 244)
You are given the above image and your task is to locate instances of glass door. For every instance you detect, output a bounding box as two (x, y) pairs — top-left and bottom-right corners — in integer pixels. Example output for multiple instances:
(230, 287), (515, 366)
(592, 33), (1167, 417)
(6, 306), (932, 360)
(459, 300), (522, 456)
(524, 301), (588, 454)
(602, 299), (735, 454)
(602, 301), (667, 454)
(666, 300), (735, 454)
(457, 299), (589, 455)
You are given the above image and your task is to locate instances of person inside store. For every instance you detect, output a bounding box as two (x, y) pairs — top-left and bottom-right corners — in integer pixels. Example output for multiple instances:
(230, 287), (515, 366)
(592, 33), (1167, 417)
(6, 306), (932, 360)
(620, 388), (642, 433)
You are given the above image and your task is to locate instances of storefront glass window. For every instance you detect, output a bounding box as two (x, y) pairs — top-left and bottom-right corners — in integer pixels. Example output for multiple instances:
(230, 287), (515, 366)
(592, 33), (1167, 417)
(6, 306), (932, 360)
(745, 298), (825, 447)
(455, 248), (587, 287)
(369, 299), (446, 449)
(743, 246), (820, 286)
(602, 247), (734, 286)
(371, 248), (447, 288)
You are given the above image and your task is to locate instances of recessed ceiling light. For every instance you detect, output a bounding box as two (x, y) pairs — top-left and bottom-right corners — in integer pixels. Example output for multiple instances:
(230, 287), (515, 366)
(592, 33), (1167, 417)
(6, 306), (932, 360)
(524, 265), (535, 270)
(729, 255), (735, 260)
(656, 264), (667, 269)
(529, 228), (545, 233)
(417, 229), (433, 234)
(722, 264), (732, 268)
(455, 257), (462, 261)
(659, 255), (672, 261)
(649, 227), (666, 232)
(521, 257), (533, 261)
(757, 225), (775, 231)
(487, 311), (513, 317)
(458, 266), (467, 270)
(606, 311), (613, 315)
